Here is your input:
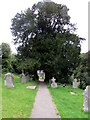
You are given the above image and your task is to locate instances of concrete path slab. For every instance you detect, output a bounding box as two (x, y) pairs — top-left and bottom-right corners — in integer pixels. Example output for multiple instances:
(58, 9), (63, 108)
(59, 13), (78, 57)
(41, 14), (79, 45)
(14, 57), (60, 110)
(30, 81), (60, 118)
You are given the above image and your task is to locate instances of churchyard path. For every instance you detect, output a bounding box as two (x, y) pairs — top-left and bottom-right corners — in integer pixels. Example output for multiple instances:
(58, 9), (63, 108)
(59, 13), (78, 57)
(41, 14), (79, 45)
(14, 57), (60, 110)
(30, 81), (60, 118)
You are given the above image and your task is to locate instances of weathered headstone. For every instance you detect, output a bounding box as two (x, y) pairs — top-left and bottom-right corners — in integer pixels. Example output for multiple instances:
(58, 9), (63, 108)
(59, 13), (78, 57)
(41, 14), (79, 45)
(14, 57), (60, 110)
(83, 86), (90, 112)
(21, 73), (27, 83)
(37, 70), (45, 81)
(4, 73), (14, 88)
(51, 77), (57, 88)
(73, 78), (80, 88)
(26, 74), (30, 82)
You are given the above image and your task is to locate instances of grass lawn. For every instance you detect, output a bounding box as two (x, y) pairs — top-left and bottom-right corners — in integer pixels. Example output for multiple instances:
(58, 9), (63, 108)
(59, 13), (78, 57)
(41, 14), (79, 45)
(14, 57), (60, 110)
(2, 74), (38, 118)
(0, 75), (2, 119)
(48, 84), (88, 118)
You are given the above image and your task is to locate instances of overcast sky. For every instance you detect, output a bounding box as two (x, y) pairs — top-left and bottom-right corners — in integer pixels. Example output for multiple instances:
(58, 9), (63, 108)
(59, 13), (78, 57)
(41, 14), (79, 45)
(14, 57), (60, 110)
(0, 0), (89, 54)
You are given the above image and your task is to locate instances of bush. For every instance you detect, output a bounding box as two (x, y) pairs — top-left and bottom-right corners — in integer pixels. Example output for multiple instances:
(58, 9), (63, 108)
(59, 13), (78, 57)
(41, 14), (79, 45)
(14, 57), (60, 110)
(2, 68), (8, 73)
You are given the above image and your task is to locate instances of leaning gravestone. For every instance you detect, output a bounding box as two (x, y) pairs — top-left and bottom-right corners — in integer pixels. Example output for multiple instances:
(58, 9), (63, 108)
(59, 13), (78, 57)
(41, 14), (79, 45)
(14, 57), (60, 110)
(4, 73), (14, 88)
(83, 86), (90, 112)
(73, 78), (80, 88)
(51, 77), (57, 88)
(21, 73), (27, 83)
(37, 70), (45, 81)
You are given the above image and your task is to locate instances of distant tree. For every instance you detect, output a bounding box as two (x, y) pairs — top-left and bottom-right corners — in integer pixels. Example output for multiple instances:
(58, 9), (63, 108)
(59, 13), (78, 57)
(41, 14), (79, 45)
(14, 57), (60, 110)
(11, 1), (84, 82)
(9, 54), (18, 73)
(1, 43), (11, 73)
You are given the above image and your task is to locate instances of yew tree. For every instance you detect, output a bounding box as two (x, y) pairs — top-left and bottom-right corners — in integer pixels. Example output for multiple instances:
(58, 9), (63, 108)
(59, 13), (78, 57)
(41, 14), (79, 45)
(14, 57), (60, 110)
(11, 1), (84, 82)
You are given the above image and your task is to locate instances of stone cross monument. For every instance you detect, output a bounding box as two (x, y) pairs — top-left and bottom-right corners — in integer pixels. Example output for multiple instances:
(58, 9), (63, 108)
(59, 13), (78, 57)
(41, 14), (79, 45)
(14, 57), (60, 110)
(51, 77), (57, 88)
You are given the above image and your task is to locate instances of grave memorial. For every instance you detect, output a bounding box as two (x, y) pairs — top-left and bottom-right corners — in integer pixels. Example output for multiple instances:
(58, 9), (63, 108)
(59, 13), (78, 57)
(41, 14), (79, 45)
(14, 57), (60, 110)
(21, 73), (27, 83)
(73, 78), (80, 88)
(83, 86), (90, 112)
(51, 77), (57, 88)
(26, 74), (30, 82)
(4, 73), (14, 88)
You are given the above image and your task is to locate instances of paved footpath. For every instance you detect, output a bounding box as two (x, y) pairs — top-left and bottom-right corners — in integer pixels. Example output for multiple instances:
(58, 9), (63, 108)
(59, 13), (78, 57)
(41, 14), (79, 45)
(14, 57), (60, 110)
(30, 81), (60, 118)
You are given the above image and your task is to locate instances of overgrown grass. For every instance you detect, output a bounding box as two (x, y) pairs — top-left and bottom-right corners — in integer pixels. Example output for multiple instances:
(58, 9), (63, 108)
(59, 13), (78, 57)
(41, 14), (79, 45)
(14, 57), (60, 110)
(48, 84), (88, 118)
(2, 74), (38, 118)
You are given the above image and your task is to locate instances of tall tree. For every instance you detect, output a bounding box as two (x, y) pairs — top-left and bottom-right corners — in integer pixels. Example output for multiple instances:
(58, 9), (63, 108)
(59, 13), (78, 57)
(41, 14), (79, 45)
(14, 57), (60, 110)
(11, 1), (84, 82)
(1, 43), (11, 72)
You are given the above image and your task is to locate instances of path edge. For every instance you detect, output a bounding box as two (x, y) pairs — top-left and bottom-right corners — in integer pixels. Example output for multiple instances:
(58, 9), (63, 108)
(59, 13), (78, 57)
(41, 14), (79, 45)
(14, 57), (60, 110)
(29, 83), (39, 118)
(47, 85), (61, 119)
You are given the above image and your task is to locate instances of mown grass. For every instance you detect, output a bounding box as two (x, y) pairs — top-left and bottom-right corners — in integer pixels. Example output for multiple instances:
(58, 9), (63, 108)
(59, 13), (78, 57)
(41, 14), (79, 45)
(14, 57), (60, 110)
(48, 84), (88, 118)
(2, 74), (38, 118)
(0, 75), (2, 119)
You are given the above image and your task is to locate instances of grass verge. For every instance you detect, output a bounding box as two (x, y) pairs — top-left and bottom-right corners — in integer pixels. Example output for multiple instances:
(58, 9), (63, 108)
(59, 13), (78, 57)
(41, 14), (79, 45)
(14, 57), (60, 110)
(2, 74), (38, 118)
(48, 84), (88, 118)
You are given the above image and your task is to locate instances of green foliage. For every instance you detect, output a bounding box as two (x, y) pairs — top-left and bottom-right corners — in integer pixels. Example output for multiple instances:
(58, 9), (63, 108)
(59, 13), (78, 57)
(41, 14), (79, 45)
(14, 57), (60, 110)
(11, 1), (84, 82)
(9, 54), (19, 73)
(1, 43), (11, 73)
(73, 51), (90, 89)
(1, 43), (19, 74)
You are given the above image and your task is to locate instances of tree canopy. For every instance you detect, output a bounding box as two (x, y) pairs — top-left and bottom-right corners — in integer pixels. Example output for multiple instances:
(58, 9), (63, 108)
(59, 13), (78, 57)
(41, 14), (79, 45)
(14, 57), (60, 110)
(1, 43), (11, 72)
(11, 1), (84, 82)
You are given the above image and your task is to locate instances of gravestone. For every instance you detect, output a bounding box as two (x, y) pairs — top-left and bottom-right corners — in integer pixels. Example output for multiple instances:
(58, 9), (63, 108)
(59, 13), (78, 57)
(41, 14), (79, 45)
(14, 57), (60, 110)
(70, 91), (77, 95)
(26, 74), (30, 82)
(20, 73), (23, 78)
(73, 78), (80, 88)
(26, 86), (36, 89)
(37, 70), (45, 81)
(21, 73), (27, 83)
(4, 73), (14, 88)
(83, 86), (90, 112)
(51, 77), (57, 88)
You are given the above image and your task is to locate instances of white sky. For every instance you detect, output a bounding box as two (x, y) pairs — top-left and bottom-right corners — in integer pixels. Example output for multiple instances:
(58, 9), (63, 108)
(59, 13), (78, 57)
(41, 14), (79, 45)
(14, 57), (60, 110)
(0, 0), (89, 54)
